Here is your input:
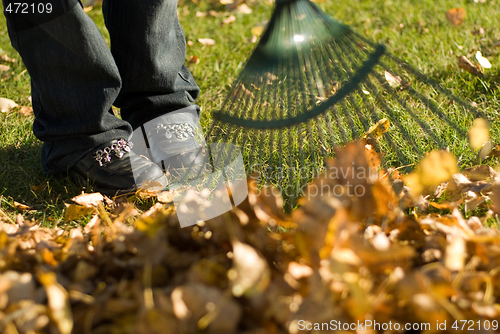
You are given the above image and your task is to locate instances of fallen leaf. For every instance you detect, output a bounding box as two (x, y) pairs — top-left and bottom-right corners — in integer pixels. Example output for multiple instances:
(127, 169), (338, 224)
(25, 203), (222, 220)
(228, 239), (270, 297)
(0, 64), (10, 71)
(38, 271), (73, 334)
(385, 71), (402, 88)
(251, 22), (268, 37)
(444, 227), (467, 271)
(157, 190), (173, 204)
(462, 165), (496, 181)
(72, 192), (104, 207)
(16, 106), (33, 116)
(446, 8), (466, 26)
(198, 38), (216, 46)
(457, 56), (483, 78)
(64, 203), (95, 221)
(32, 184), (46, 192)
(13, 201), (31, 211)
(472, 27), (485, 35)
(405, 150), (458, 198)
(362, 118), (390, 142)
(1, 54), (15, 63)
(237, 3), (252, 14)
(222, 15), (236, 25)
(475, 50), (492, 68)
(469, 118), (489, 150)
(196, 11), (206, 17)
(0, 97), (18, 112)
(189, 55), (200, 64)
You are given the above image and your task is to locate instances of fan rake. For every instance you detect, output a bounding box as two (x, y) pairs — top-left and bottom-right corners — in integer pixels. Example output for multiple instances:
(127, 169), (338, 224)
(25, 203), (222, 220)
(204, 0), (482, 204)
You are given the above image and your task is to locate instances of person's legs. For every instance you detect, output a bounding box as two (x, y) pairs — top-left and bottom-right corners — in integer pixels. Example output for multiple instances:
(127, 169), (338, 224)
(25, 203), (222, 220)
(3, 0), (133, 174)
(102, 0), (200, 130)
(2, 0), (166, 193)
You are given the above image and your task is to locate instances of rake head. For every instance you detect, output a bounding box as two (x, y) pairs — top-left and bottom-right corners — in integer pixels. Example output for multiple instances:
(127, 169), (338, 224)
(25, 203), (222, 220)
(206, 0), (482, 203)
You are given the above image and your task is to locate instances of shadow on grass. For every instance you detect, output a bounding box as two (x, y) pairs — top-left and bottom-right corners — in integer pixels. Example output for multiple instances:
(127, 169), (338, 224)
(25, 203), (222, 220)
(0, 141), (87, 226)
(431, 67), (500, 102)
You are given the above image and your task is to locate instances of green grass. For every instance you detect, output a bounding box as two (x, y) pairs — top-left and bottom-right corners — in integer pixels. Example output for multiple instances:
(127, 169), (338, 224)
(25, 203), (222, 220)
(1, 0), (500, 224)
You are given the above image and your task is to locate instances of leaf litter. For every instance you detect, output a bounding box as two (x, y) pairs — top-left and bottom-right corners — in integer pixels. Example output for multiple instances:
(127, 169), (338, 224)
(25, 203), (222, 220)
(2, 122), (500, 333)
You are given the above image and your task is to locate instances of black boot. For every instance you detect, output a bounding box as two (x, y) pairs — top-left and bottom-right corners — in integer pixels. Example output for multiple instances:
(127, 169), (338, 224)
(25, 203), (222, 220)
(69, 139), (167, 195)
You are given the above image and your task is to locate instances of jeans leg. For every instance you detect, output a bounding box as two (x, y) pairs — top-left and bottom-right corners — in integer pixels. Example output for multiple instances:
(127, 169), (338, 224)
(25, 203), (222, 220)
(2, 0), (132, 174)
(102, 0), (200, 130)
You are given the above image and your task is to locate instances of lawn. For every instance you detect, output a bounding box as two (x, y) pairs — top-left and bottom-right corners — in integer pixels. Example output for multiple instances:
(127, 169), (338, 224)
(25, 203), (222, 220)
(1, 0), (500, 225)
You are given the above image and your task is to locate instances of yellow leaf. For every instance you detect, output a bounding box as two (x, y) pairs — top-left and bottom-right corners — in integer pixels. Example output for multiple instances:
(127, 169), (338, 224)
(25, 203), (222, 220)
(64, 203), (95, 221)
(38, 272), (73, 334)
(469, 118), (489, 150)
(251, 21), (268, 37)
(362, 118), (390, 141)
(405, 150), (458, 197)
(475, 50), (492, 68)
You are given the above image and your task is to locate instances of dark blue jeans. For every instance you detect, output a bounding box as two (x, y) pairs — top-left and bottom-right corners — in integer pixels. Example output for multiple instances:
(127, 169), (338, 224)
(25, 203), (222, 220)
(2, 0), (200, 174)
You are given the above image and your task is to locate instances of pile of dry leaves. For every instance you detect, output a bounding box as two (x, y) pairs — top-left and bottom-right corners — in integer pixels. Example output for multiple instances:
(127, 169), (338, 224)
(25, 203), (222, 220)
(1, 140), (500, 334)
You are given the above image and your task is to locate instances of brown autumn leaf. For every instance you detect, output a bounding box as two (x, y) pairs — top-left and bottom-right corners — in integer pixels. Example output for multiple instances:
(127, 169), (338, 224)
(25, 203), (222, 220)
(446, 8), (466, 26)
(16, 106), (33, 116)
(13, 201), (31, 212)
(32, 184), (46, 192)
(457, 55), (484, 78)
(188, 55), (200, 64)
